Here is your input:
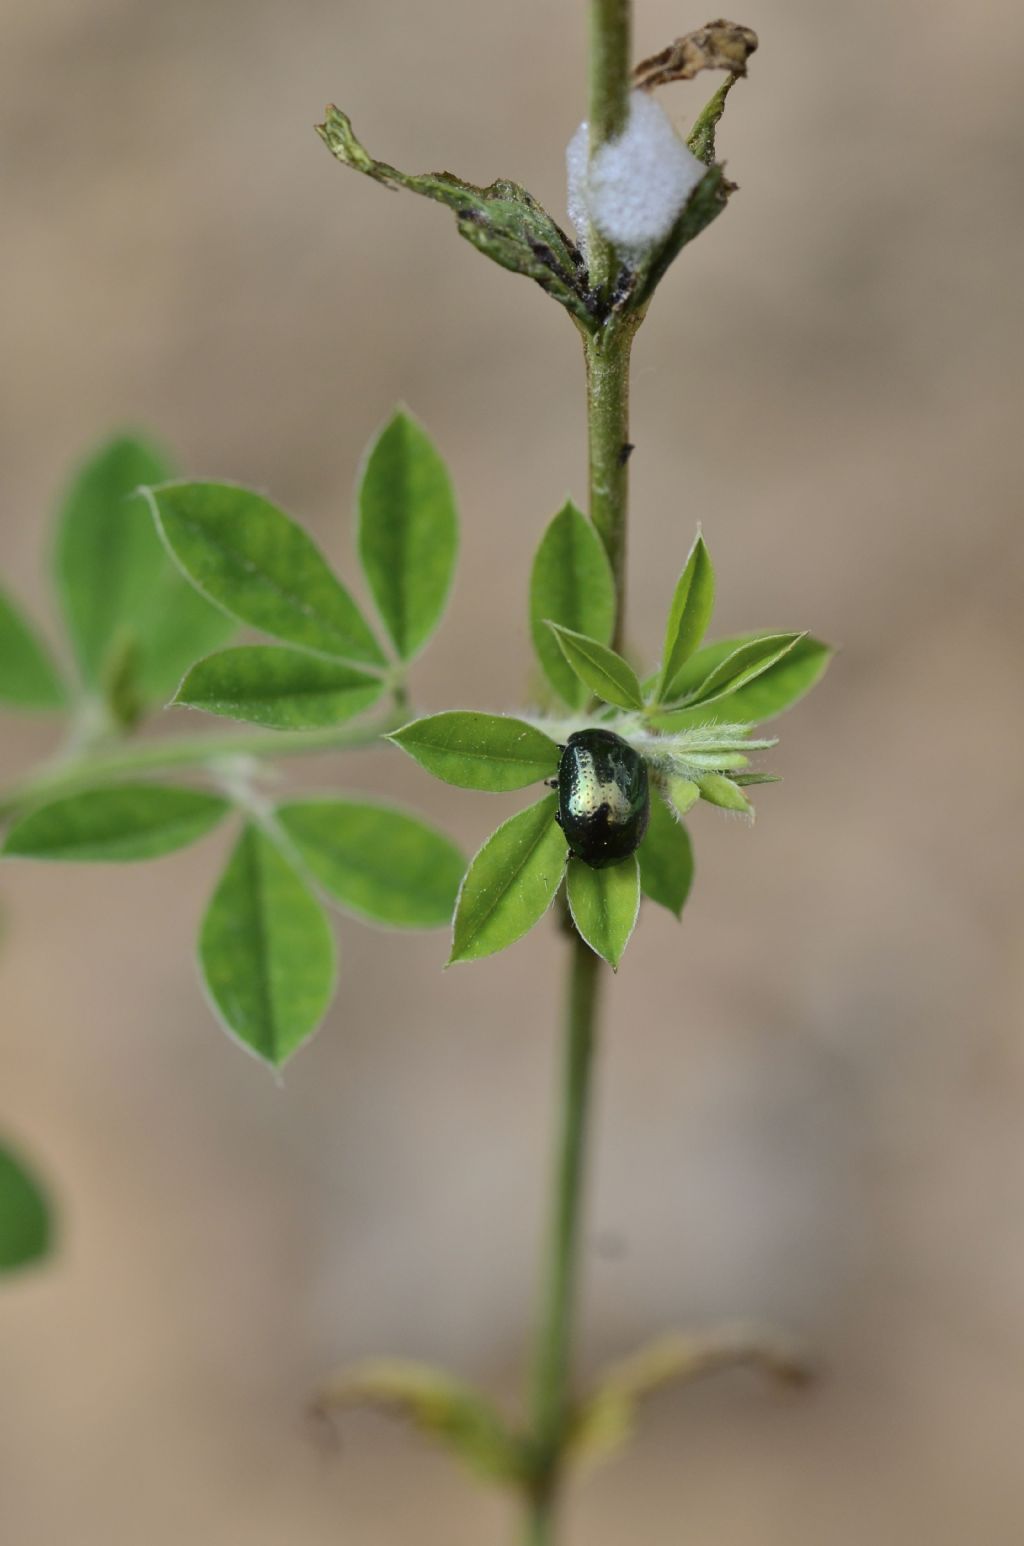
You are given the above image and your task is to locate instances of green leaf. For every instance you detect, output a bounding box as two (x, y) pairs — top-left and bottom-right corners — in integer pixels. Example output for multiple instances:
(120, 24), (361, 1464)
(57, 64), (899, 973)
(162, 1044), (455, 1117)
(52, 434), (235, 704)
(566, 854), (640, 970)
(2, 784), (230, 862)
(652, 635), (831, 728)
(668, 632), (806, 711)
(316, 108), (596, 328)
(546, 624), (644, 712)
(390, 712), (560, 792)
(0, 586), (66, 710)
(175, 646), (384, 730)
(687, 74), (739, 165)
(276, 799), (464, 929)
(145, 482), (385, 667)
(637, 795), (693, 919)
(313, 1360), (526, 1486)
(655, 533), (715, 702)
(357, 411), (458, 660)
(664, 777), (701, 817)
(529, 502), (616, 708)
(199, 823), (336, 1066)
(629, 162), (734, 316)
(697, 774), (753, 816)
(0, 1142), (52, 1272)
(449, 794), (567, 964)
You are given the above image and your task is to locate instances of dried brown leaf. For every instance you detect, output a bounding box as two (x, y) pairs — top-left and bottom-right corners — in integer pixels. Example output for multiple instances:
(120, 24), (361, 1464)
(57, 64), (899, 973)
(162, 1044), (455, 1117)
(633, 19), (759, 91)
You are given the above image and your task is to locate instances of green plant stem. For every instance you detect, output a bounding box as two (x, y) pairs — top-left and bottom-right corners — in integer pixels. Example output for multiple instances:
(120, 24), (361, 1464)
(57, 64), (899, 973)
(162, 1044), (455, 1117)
(527, 931), (601, 1538)
(585, 320), (636, 642)
(523, 8), (633, 1540)
(586, 0), (632, 295)
(0, 709), (403, 821)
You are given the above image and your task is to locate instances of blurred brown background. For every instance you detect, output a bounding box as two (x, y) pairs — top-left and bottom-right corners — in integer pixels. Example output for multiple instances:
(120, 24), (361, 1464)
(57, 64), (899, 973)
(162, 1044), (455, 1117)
(2, 0), (1023, 1541)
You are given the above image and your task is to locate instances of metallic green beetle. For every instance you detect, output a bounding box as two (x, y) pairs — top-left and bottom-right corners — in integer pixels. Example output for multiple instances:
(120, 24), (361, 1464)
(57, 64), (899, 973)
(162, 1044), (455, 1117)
(555, 728), (649, 869)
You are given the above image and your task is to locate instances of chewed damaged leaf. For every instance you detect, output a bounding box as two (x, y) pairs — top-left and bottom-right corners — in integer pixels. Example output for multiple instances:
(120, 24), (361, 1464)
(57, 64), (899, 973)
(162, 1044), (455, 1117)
(317, 108), (597, 327)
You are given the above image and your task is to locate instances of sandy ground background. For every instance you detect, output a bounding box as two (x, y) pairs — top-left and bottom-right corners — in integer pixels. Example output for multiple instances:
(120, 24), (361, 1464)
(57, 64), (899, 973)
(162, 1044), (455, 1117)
(2, 1), (1023, 1541)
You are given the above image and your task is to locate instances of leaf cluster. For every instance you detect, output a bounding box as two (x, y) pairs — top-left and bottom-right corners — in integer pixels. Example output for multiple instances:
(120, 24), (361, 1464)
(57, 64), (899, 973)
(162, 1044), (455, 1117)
(0, 416), (464, 1067)
(393, 513), (831, 972)
(317, 58), (746, 332)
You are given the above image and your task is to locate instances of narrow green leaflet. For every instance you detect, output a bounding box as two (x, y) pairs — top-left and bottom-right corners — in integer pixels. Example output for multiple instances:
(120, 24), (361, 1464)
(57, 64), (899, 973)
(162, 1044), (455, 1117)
(390, 712), (560, 792)
(0, 1143), (52, 1272)
(277, 799), (464, 929)
(652, 634), (831, 727)
(2, 784), (230, 862)
(357, 411), (458, 660)
(316, 108), (595, 328)
(0, 586), (66, 710)
(547, 624), (644, 712)
(687, 74), (739, 165)
(566, 855), (641, 970)
(314, 1360), (526, 1486)
(52, 434), (235, 705)
(145, 482), (385, 667)
(175, 646), (384, 730)
(655, 533), (715, 703)
(530, 502), (616, 708)
(628, 162), (733, 316)
(664, 777), (701, 817)
(697, 774), (753, 816)
(637, 795), (694, 919)
(199, 823), (336, 1066)
(668, 632), (805, 711)
(449, 794), (567, 964)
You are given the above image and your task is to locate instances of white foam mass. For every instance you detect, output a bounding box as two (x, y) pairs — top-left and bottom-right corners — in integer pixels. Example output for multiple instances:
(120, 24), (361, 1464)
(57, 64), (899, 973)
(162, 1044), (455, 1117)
(566, 90), (705, 260)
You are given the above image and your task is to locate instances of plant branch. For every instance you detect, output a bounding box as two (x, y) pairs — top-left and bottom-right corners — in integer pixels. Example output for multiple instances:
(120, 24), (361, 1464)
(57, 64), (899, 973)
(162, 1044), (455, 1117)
(0, 709), (404, 821)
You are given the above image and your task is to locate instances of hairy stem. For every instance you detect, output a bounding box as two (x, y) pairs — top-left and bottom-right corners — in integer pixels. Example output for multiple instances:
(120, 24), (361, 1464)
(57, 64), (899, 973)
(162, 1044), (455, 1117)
(523, 8), (633, 1539)
(0, 710), (403, 822)
(586, 0), (632, 295)
(585, 320), (636, 642)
